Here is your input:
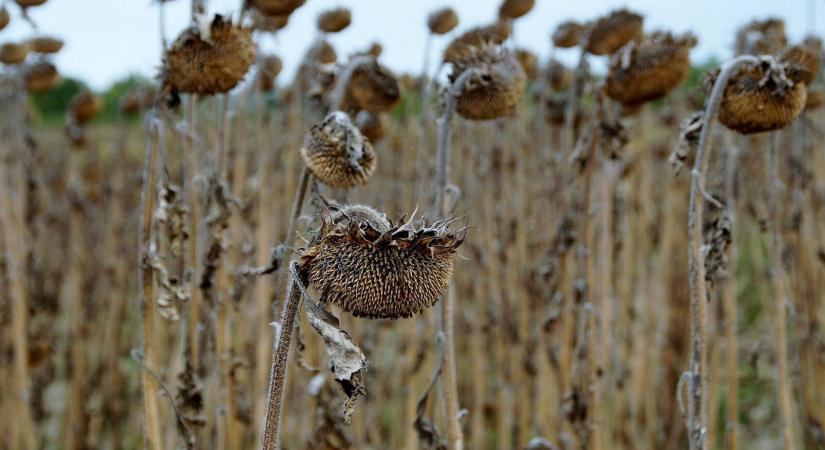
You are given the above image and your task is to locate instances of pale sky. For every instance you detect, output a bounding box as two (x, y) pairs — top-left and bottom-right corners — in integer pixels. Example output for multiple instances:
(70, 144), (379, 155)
(1, 0), (822, 90)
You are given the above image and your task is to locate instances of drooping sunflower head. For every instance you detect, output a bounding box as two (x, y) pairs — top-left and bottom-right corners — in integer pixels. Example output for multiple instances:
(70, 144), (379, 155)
(585, 9), (644, 56)
(427, 7), (459, 35)
(717, 58), (807, 134)
(552, 21), (583, 49)
(443, 21), (512, 64)
(498, 0), (535, 20)
(345, 58), (400, 113)
(317, 7), (351, 33)
(606, 31), (697, 107)
(734, 18), (787, 56)
(161, 14), (255, 98)
(301, 111), (376, 188)
(450, 43), (527, 120)
(24, 61), (60, 93)
(298, 204), (466, 319)
(27, 36), (63, 54)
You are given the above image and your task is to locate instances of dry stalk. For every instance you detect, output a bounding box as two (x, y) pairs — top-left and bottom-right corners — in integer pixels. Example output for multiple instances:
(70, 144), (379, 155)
(140, 114), (163, 449)
(767, 131), (797, 450)
(686, 54), (759, 450)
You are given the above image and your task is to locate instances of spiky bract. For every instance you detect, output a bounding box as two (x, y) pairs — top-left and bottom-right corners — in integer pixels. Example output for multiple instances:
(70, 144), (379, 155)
(298, 204), (465, 319)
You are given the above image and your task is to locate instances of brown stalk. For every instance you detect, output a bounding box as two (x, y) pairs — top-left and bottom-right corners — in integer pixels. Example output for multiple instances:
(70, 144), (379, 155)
(722, 135), (739, 450)
(140, 115), (163, 449)
(767, 131), (797, 450)
(433, 67), (480, 450)
(686, 54), (759, 450)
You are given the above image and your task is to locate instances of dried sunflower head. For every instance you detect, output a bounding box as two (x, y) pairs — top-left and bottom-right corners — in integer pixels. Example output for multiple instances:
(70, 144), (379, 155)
(498, 0), (535, 20)
(0, 42), (30, 65)
(354, 110), (386, 143)
(317, 8), (351, 33)
(298, 204), (466, 319)
(248, 0), (304, 16)
(0, 6), (9, 30)
(301, 111), (376, 188)
(346, 58), (400, 113)
(15, 0), (47, 6)
(586, 9), (644, 56)
(546, 59), (572, 91)
(515, 48), (538, 80)
(68, 91), (102, 125)
(24, 62), (60, 93)
(427, 7), (458, 35)
(734, 18), (787, 56)
(256, 54), (283, 91)
(717, 58), (807, 134)
(553, 21), (583, 48)
(28, 36), (63, 54)
(161, 14), (254, 98)
(450, 44), (526, 120)
(443, 21), (512, 64)
(251, 10), (289, 32)
(779, 44), (821, 85)
(606, 31), (696, 106)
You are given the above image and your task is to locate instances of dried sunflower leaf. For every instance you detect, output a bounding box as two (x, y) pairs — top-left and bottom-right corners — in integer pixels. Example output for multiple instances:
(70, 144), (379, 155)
(291, 262), (366, 423)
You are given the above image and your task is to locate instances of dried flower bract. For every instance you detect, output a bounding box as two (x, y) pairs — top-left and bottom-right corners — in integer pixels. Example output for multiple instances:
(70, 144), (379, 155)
(298, 204), (466, 319)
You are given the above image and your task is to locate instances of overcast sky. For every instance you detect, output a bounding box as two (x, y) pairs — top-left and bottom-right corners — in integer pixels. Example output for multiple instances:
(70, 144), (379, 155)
(1, 0), (821, 90)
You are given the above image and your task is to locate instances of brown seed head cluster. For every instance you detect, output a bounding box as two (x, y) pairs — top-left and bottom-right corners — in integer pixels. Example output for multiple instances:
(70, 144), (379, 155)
(734, 18), (787, 56)
(450, 44), (527, 120)
(15, 0), (47, 6)
(717, 59), (807, 134)
(249, 0), (304, 16)
(69, 91), (102, 125)
(120, 87), (156, 116)
(317, 8), (351, 33)
(443, 21), (512, 64)
(24, 62), (60, 93)
(498, 0), (535, 20)
(346, 59), (400, 113)
(606, 32), (697, 107)
(546, 59), (572, 91)
(161, 14), (254, 97)
(515, 48), (538, 80)
(0, 42), (29, 65)
(553, 21), (583, 48)
(0, 6), (9, 30)
(252, 10), (289, 32)
(586, 9), (644, 56)
(301, 112), (376, 188)
(427, 7), (458, 35)
(257, 54), (283, 91)
(298, 204), (466, 319)
(28, 36), (63, 54)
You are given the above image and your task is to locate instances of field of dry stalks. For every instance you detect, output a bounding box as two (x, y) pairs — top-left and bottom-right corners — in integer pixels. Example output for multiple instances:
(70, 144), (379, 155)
(1, 1), (825, 449)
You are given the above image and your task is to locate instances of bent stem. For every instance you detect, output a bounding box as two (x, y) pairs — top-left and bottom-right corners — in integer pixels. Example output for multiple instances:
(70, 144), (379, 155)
(433, 67), (478, 450)
(261, 272), (303, 450)
(687, 54), (758, 450)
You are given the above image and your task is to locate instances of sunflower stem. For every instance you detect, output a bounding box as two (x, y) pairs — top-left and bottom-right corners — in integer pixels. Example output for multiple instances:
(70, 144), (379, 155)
(686, 54), (759, 450)
(139, 114), (163, 450)
(433, 67), (478, 450)
(767, 130), (797, 450)
(261, 277), (303, 450)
